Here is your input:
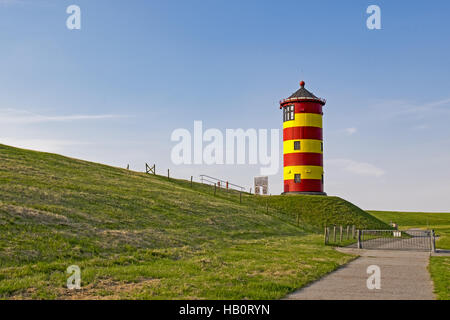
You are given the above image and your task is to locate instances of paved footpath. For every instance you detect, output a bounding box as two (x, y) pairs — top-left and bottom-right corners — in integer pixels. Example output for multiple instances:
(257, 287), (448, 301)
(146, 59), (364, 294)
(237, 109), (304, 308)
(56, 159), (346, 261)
(285, 248), (436, 300)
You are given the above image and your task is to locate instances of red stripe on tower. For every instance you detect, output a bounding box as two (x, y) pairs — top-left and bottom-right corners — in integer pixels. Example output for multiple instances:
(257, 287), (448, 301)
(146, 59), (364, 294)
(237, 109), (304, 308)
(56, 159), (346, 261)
(293, 102), (323, 114)
(283, 179), (323, 193)
(284, 153), (323, 167)
(283, 127), (323, 141)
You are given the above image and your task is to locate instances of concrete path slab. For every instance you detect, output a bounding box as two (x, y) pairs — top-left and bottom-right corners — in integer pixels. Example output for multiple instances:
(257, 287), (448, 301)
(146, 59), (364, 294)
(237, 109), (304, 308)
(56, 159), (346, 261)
(285, 248), (435, 300)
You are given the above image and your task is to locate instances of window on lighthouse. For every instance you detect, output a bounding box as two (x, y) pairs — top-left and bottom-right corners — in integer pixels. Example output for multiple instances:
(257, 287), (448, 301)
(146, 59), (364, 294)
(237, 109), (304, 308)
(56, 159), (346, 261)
(294, 141), (300, 150)
(284, 105), (295, 122)
(294, 174), (301, 183)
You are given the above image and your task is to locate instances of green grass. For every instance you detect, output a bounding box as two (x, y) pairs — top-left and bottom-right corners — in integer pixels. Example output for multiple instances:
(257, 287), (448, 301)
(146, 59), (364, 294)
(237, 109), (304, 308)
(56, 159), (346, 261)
(368, 210), (450, 300)
(429, 257), (450, 300)
(0, 144), (386, 299)
(254, 195), (387, 231)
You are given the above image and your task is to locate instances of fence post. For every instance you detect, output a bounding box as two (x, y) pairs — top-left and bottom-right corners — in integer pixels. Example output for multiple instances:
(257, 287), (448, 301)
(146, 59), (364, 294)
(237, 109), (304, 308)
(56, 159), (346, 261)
(333, 226), (336, 243)
(167, 169), (170, 180)
(146, 163), (156, 175)
(327, 227), (330, 244)
(431, 229), (436, 253)
(340, 226), (343, 242)
(239, 191), (242, 203)
(357, 230), (362, 249)
(324, 226), (328, 245)
(190, 176), (193, 188)
(214, 183), (217, 196)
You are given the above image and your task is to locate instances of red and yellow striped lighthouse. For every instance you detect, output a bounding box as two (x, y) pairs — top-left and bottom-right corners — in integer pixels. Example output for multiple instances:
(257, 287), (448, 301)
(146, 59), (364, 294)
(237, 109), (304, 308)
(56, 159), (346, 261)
(280, 81), (326, 195)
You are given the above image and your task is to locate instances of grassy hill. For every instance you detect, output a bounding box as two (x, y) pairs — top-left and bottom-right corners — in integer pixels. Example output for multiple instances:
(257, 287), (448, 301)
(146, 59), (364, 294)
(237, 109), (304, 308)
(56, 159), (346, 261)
(0, 144), (387, 299)
(261, 195), (387, 231)
(368, 210), (450, 300)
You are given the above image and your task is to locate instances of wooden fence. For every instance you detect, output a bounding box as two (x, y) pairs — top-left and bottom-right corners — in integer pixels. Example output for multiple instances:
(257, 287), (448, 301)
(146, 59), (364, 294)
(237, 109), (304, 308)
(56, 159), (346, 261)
(324, 225), (356, 245)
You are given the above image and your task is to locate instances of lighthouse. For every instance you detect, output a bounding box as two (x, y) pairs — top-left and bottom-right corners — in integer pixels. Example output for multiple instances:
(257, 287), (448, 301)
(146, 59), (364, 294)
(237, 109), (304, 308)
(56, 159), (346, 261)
(280, 81), (326, 195)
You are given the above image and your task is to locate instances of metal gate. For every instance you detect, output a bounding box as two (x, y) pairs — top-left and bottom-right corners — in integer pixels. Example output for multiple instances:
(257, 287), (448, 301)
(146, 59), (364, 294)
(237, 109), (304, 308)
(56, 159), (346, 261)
(357, 229), (436, 252)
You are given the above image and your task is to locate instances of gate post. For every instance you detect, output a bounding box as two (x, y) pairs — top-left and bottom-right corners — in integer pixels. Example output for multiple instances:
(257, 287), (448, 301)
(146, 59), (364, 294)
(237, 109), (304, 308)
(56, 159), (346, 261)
(357, 230), (362, 249)
(431, 229), (436, 253)
(324, 226), (328, 245)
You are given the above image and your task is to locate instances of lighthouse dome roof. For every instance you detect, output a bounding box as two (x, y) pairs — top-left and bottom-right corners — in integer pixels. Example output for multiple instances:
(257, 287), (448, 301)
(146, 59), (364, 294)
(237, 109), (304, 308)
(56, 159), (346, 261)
(279, 81), (326, 107)
(288, 81), (318, 99)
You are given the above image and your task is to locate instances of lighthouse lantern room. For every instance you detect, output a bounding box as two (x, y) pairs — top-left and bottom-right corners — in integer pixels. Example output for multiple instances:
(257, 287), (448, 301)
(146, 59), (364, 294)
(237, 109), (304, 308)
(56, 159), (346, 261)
(280, 81), (327, 195)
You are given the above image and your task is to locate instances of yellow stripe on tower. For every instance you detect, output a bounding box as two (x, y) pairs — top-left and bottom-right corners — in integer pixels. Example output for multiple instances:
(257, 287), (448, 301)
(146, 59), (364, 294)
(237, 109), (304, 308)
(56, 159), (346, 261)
(283, 139), (323, 154)
(283, 165), (323, 180)
(283, 113), (322, 129)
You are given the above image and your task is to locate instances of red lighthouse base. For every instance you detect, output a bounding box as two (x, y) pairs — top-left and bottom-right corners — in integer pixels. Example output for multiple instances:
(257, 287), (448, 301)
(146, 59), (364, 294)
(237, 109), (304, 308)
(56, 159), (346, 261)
(283, 179), (326, 195)
(282, 191), (327, 196)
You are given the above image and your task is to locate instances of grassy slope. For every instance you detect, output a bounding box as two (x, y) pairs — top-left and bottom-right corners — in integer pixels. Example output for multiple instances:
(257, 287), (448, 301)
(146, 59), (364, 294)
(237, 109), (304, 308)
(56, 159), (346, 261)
(368, 210), (450, 300)
(263, 196), (387, 231)
(0, 144), (386, 299)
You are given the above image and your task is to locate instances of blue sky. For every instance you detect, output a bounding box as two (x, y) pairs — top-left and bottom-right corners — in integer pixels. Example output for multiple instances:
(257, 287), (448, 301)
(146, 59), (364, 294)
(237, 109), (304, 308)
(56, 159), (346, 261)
(1, 0), (450, 211)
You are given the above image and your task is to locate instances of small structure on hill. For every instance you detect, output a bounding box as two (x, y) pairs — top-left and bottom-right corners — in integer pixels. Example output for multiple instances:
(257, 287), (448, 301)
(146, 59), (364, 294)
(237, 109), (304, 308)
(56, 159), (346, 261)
(254, 176), (268, 195)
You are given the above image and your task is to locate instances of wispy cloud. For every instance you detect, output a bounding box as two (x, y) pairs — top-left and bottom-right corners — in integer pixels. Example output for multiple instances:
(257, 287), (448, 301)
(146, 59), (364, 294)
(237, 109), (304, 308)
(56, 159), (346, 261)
(370, 98), (450, 120)
(328, 159), (385, 177)
(0, 0), (54, 8)
(395, 98), (450, 117)
(344, 127), (357, 135)
(0, 109), (127, 124)
(413, 124), (429, 130)
(0, 137), (87, 153)
(0, 0), (26, 6)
